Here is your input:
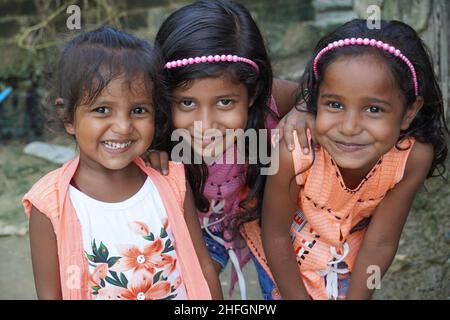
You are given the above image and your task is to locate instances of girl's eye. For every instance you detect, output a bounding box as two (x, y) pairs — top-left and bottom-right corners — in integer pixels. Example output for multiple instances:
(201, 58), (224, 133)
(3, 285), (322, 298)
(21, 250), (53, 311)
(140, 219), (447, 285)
(366, 106), (383, 113)
(180, 100), (195, 108)
(217, 99), (233, 108)
(132, 106), (148, 114)
(93, 106), (110, 114)
(328, 102), (343, 110)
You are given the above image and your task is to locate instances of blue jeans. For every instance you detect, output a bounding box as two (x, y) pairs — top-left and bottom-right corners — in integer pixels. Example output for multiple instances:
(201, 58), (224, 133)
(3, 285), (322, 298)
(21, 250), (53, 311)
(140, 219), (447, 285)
(251, 254), (279, 300)
(202, 229), (228, 272)
(204, 229), (279, 300)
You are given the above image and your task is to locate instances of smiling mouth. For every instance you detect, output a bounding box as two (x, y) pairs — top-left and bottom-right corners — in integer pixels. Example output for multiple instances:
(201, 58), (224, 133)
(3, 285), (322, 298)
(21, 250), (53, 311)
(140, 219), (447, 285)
(333, 140), (369, 152)
(192, 136), (222, 148)
(102, 140), (133, 151)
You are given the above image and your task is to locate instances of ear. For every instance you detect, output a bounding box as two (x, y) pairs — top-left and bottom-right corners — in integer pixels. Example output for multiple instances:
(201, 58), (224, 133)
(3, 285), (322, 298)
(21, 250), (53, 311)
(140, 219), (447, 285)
(64, 122), (75, 136)
(401, 96), (424, 131)
(56, 106), (75, 135)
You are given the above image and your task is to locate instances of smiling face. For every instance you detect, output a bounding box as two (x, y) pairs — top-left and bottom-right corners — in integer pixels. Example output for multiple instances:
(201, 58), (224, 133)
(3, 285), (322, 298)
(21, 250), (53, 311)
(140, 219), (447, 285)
(171, 73), (251, 159)
(315, 54), (422, 179)
(64, 75), (155, 172)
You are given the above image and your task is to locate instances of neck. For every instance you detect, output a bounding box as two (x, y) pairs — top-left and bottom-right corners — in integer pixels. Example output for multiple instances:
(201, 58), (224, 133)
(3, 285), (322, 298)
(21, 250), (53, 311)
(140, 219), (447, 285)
(337, 159), (379, 190)
(72, 154), (145, 202)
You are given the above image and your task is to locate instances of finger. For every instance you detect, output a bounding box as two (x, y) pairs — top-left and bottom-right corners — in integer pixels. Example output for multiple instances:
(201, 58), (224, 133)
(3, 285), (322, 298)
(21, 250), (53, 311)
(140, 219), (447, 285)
(282, 119), (296, 152)
(296, 129), (310, 155)
(306, 120), (319, 151)
(274, 117), (286, 142)
(149, 151), (162, 173)
(159, 151), (169, 175)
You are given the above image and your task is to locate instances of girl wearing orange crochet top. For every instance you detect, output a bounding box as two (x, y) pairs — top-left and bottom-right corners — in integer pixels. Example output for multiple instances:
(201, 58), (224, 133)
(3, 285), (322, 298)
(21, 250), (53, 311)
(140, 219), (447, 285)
(260, 19), (448, 300)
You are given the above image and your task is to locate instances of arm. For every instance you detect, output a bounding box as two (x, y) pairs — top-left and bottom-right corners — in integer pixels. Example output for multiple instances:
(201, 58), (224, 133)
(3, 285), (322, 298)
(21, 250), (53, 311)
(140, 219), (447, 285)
(29, 206), (62, 299)
(272, 78), (299, 118)
(346, 142), (433, 299)
(183, 182), (223, 299)
(261, 141), (310, 299)
(272, 78), (316, 153)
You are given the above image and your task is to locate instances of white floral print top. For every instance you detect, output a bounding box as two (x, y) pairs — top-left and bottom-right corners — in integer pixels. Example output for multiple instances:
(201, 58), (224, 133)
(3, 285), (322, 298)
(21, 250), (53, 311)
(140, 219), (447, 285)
(69, 177), (187, 300)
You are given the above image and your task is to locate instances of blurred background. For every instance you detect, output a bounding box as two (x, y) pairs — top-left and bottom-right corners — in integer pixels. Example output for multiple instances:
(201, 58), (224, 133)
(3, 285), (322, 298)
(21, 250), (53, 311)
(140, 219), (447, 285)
(0, 0), (448, 300)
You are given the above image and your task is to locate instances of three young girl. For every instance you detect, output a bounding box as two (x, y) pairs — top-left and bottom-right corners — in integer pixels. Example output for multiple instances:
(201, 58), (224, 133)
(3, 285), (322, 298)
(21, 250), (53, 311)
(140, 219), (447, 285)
(24, 2), (448, 301)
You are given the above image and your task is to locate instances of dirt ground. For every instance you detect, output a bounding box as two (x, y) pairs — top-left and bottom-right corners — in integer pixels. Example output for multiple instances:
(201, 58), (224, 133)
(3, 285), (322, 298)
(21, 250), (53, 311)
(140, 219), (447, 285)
(0, 139), (449, 300)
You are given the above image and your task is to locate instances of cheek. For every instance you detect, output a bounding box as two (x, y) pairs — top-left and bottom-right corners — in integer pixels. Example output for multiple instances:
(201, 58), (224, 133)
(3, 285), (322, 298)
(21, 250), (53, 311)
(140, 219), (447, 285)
(143, 119), (155, 139)
(368, 121), (400, 143)
(314, 111), (334, 135)
(171, 108), (192, 129)
(223, 106), (248, 129)
(134, 117), (155, 143)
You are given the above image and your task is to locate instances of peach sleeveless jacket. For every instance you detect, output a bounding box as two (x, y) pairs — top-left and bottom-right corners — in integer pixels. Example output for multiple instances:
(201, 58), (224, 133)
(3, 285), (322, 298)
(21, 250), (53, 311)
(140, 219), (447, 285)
(23, 156), (212, 300)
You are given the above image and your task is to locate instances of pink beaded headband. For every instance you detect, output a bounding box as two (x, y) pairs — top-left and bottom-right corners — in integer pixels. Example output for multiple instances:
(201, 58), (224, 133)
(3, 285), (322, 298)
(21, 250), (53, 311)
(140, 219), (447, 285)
(164, 54), (260, 73)
(313, 38), (419, 96)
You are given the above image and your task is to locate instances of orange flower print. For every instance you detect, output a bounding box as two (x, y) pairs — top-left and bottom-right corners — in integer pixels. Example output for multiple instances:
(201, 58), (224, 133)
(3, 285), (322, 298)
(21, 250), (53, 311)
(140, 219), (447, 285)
(111, 239), (168, 274)
(159, 254), (177, 278)
(121, 270), (172, 300)
(173, 276), (183, 291)
(88, 263), (108, 288)
(162, 218), (169, 230)
(96, 286), (127, 300)
(129, 221), (150, 236)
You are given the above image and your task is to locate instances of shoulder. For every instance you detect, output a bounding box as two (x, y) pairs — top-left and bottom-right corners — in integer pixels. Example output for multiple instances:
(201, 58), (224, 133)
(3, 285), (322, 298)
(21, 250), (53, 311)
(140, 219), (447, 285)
(22, 166), (65, 220)
(272, 78), (298, 104)
(277, 131), (314, 185)
(167, 161), (185, 176)
(164, 161), (186, 188)
(271, 136), (307, 187)
(404, 141), (433, 181)
(162, 161), (186, 206)
(271, 78), (299, 117)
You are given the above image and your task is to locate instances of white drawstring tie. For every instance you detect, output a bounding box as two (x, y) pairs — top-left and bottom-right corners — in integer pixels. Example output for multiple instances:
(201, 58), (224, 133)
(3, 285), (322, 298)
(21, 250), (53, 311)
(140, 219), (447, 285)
(203, 216), (247, 300)
(316, 242), (350, 300)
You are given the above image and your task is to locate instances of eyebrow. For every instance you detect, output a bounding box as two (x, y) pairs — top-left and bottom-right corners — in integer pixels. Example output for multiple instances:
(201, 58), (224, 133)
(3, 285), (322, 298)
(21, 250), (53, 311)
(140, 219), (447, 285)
(366, 97), (392, 107)
(90, 100), (152, 108)
(215, 93), (241, 98)
(320, 93), (392, 107)
(171, 93), (242, 101)
(91, 99), (115, 106)
(320, 93), (343, 100)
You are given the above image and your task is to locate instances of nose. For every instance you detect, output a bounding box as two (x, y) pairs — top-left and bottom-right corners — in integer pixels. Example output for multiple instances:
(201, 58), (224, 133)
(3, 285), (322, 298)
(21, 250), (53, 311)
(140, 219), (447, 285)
(111, 113), (133, 135)
(340, 110), (362, 136)
(195, 107), (216, 133)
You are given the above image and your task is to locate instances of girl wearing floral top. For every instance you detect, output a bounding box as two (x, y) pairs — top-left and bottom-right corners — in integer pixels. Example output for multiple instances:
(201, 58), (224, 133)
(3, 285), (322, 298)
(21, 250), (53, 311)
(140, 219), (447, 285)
(23, 26), (222, 300)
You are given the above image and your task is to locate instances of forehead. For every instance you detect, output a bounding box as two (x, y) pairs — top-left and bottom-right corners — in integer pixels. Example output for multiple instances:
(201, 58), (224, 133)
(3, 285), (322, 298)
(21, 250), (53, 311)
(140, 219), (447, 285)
(95, 74), (152, 100)
(320, 54), (399, 99)
(173, 73), (247, 95)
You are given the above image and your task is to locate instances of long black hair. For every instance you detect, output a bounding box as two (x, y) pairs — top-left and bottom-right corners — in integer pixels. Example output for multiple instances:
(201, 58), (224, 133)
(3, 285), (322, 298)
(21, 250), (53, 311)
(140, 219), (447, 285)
(155, 0), (275, 227)
(297, 19), (449, 178)
(52, 26), (169, 150)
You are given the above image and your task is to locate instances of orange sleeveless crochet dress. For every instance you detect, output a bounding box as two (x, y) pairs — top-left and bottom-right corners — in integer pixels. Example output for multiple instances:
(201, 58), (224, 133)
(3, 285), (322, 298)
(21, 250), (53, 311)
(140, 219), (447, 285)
(241, 136), (415, 299)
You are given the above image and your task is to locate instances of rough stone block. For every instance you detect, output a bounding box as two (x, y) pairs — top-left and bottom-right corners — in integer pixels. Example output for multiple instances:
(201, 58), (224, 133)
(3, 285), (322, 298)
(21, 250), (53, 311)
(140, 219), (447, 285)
(0, 0), (37, 16)
(0, 19), (20, 38)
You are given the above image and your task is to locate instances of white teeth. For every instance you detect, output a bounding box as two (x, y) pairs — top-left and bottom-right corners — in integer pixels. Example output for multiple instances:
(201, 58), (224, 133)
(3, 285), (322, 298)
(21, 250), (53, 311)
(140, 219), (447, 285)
(103, 141), (132, 150)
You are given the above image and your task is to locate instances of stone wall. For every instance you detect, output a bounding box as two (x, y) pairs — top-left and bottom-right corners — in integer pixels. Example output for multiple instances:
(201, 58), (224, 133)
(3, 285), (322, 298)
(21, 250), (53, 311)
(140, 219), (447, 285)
(0, 0), (448, 120)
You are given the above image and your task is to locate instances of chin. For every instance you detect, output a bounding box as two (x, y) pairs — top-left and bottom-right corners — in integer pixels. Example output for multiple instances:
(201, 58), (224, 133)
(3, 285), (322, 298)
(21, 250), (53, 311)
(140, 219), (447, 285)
(331, 156), (368, 171)
(100, 157), (137, 171)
